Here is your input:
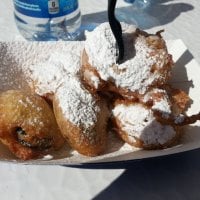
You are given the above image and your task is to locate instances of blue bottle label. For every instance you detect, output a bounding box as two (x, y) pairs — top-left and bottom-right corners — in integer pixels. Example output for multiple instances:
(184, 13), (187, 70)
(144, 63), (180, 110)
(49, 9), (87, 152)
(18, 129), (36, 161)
(14, 0), (79, 18)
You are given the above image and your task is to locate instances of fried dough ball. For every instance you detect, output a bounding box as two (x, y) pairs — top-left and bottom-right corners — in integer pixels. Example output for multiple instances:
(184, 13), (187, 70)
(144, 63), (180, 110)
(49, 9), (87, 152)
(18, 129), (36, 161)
(112, 100), (181, 149)
(81, 22), (173, 100)
(24, 51), (81, 102)
(0, 90), (64, 160)
(111, 86), (200, 149)
(53, 77), (109, 156)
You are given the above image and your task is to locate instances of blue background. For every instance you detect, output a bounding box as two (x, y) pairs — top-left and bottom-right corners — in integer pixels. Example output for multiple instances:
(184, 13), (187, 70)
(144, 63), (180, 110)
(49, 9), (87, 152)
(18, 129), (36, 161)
(14, 0), (78, 18)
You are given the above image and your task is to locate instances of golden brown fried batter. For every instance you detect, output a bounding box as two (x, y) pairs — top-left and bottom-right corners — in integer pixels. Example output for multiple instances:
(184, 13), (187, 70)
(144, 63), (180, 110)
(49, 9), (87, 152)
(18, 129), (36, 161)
(53, 79), (109, 157)
(112, 100), (182, 149)
(82, 23), (173, 100)
(0, 90), (64, 160)
(154, 110), (200, 127)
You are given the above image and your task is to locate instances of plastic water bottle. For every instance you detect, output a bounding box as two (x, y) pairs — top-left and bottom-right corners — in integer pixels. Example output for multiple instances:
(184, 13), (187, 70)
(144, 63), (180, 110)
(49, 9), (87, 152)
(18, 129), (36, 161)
(13, 0), (81, 41)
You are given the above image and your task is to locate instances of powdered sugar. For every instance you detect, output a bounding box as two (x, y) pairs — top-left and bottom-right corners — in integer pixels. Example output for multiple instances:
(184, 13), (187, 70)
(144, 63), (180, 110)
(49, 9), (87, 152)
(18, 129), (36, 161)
(0, 42), (27, 91)
(0, 41), (102, 138)
(143, 89), (172, 118)
(0, 41), (83, 95)
(85, 23), (117, 70)
(152, 99), (171, 119)
(90, 75), (100, 89)
(112, 103), (176, 145)
(42, 154), (54, 160)
(48, 52), (81, 76)
(85, 22), (169, 94)
(26, 60), (68, 96)
(17, 97), (45, 127)
(55, 77), (100, 132)
(21, 42), (82, 96)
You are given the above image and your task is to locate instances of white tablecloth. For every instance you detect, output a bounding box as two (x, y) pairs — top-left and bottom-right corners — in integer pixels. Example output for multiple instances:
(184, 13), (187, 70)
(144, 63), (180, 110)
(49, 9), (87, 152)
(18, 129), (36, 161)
(0, 1), (200, 199)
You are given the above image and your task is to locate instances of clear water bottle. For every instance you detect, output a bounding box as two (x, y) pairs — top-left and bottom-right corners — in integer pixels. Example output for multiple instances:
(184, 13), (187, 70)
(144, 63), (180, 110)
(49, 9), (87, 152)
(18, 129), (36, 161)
(13, 0), (81, 41)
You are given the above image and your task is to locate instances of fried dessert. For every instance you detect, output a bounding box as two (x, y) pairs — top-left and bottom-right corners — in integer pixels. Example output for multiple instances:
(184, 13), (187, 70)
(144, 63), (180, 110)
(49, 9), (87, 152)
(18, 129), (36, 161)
(24, 51), (81, 102)
(81, 22), (173, 100)
(1, 22), (199, 162)
(53, 76), (109, 156)
(112, 100), (181, 149)
(112, 86), (200, 149)
(0, 90), (64, 160)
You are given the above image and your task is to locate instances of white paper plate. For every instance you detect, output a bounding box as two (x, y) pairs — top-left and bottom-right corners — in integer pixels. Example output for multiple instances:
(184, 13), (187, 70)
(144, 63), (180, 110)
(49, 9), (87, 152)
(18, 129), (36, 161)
(0, 39), (200, 166)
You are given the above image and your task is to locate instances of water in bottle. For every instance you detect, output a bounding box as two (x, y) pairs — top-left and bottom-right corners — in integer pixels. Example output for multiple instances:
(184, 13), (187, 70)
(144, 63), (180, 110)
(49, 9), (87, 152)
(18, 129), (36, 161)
(13, 0), (81, 41)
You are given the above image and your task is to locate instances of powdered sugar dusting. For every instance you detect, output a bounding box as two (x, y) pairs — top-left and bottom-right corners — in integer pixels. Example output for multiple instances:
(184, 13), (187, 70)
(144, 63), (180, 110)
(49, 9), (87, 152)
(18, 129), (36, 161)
(112, 103), (176, 145)
(152, 98), (171, 119)
(0, 42), (27, 91)
(42, 154), (53, 161)
(0, 41), (83, 95)
(143, 89), (172, 118)
(90, 75), (100, 89)
(10, 92), (47, 128)
(85, 23), (117, 70)
(85, 22), (169, 94)
(48, 52), (81, 76)
(22, 42), (82, 96)
(25, 60), (68, 96)
(55, 77), (100, 132)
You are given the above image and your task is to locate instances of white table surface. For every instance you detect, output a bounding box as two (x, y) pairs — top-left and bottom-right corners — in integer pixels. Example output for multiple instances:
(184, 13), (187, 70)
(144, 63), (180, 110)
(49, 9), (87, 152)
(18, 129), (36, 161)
(0, 1), (200, 200)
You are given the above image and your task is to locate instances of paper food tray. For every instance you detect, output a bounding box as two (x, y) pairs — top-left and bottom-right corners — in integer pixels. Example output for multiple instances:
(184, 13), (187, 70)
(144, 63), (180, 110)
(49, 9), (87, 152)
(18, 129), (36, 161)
(0, 39), (200, 165)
